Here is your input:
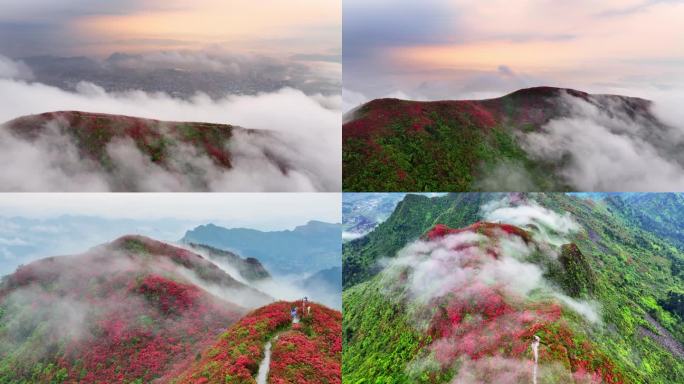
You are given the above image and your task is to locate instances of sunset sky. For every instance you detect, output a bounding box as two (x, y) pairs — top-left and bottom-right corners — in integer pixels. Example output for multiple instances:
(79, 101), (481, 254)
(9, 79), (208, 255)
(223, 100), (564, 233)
(0, 0), (340, 57)
(344, 0), (684, 105)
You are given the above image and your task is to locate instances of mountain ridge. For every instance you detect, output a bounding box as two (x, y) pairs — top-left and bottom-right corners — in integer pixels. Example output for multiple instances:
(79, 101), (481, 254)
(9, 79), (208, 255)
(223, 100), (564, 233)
(0, 109), (335, 192)
(176, 300), (342, 384)
(343, 87), (668, 191)
(181, 221), (341, 275)
(184, 242), (271, 282)
(0, 234), (274, 383)
(342, 192), (684, 383)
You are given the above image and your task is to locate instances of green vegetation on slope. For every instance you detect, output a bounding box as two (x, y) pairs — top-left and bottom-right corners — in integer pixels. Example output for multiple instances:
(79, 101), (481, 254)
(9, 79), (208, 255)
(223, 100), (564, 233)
(343, 193), (492, 288)
(343, 193), (684, 383)
(343, 281), (427, 384)
(343, 111), (559, 192)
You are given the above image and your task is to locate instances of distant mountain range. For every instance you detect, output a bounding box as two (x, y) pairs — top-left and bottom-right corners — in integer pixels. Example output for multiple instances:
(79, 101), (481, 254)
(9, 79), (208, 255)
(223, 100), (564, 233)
(343, 87), (677, 191)
(342, 192), (684, 383)
(301, 266), (342, 292)
(298, 266), (342, 309)
(181, 220), (341, 275)
(0, 217), (343, 310)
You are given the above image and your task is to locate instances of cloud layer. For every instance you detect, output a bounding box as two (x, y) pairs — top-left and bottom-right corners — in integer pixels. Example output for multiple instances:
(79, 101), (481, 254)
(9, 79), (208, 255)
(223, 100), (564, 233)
(0, 56), (33, 80)
(0, 55), (341, 192)
(522, 92), (684, 191)
(0, 243), (265, 379)
(343, 0), (684, 108)
(378, 197), (600, 379)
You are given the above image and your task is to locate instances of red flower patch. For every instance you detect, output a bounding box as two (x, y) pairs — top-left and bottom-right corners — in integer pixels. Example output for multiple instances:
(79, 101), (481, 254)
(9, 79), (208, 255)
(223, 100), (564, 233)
(178, 301), (341, 384)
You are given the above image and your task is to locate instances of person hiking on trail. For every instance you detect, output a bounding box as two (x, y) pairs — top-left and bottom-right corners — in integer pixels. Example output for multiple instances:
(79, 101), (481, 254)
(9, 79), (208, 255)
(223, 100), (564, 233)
(290, 306), (299, 324)
(302, 296), (308, 316)
(532, 335), (541, 384)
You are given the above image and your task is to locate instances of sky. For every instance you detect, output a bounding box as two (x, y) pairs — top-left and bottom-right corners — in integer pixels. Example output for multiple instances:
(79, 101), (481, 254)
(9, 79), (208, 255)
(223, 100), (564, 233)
(343, 0), (684, 109)
(0, 193), (341, 276)
(0, 1), (342, 193)
(0, 193), (341, 227)
(0, 0), (341, 58)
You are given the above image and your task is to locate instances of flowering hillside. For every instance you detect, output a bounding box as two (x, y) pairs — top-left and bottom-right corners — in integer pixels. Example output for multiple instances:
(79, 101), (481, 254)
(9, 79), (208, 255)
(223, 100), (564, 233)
(343, 193), (684, 383)
(344, 222), (622, 383)
(0, 110), (333, 192)
(342, 86), (663, 191)
(5, 110), (240, 169)
(176, 301), (341, 384)
(0, 235), (271, 383)
(268, 303), (342, 383)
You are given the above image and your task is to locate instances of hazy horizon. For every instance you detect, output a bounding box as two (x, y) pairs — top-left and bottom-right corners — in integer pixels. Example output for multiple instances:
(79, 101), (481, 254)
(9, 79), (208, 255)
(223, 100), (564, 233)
(0, 0), (340, 58)
(0, 193), (341, 275)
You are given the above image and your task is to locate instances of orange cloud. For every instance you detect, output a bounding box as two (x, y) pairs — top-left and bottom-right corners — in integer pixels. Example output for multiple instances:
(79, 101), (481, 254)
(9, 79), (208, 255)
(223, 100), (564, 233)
(393, 40), (583, 73)
(388, 0), (684, 78)
(73, 0), (340, 54)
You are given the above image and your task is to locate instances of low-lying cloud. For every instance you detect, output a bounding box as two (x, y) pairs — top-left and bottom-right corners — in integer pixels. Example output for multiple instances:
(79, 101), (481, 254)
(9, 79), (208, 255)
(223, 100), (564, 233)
(0, 121), (336, 191)
(521, 91), (684, 191)
(0, 55), (341, 191)
(0, 56), (32, 80)
(254, 275), (341, 310)
(378, 197), (600, 379)
(480, 195), (580, 246)
(0, 246), (257, 377)
(184, 242), (341, 310)
(343, 64), (684, 192)
(342, 231), (365, 241)
(175, 266), (272, 309)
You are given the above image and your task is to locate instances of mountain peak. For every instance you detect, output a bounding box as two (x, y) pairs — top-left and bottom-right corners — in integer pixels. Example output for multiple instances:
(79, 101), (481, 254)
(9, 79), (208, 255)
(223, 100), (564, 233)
(343, 86), (663, 191)
(0, 234), (263, 383)
(6, 110), (179, 127)
(293, 219), (338, 233)
(108, 235), (205, 262)
(504, 86), (589, 100)
(425, 221), (532, 243)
